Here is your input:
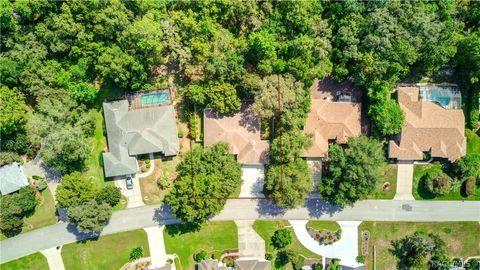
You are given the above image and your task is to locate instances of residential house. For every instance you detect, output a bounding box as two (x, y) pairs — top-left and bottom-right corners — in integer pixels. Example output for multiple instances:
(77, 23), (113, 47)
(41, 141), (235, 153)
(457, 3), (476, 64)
(388, 85), (466, 162)
(102, 100), (179, 178)
(0, 162), (29, 195)
(197, 259), (271, 270)
(303, 78), (362, 159)
(203, 102), (269, 165)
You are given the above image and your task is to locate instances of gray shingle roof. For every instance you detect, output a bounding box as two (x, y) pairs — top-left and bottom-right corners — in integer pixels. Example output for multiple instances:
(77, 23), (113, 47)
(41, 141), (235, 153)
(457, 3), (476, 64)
(0, 162), (29, 195)
(103, 100), (179, 177)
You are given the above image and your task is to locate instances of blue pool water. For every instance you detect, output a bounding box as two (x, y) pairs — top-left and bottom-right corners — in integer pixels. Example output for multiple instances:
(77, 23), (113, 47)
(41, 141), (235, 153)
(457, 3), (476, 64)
(429, 94), (451, 107)
(140, 92), (170, 105)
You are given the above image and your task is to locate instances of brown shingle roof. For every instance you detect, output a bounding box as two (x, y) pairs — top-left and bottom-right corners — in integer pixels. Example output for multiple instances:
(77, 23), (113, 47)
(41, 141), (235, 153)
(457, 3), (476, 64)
(204, 103), (269, 164)
(303, 99), (362, 158)
(388, 86), (466, 162)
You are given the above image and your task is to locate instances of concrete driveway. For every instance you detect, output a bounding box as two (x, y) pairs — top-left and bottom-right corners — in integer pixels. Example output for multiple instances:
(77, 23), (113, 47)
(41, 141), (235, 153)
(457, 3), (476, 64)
(114, 175), (145, 208)
(240, 165), (265, 198)
(289, 220), (363, 268)
(307, 159), (322, 198)
(144, 226), (167, 268)
(394, 161), (415, 200)
(235, 220), (265, 259)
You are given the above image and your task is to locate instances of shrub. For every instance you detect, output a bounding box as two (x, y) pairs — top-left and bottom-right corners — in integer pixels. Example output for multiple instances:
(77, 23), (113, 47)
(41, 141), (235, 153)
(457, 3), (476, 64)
(265, 252), (273, 261)
(466, 258), (480, 270)
(193, 250), (209, 262)
(129, 246), (143, 260)
(313, 263), (323, 270)
(36, 179), (48, 192)
(157, 175), (170, 190)
(464, 177), (476, 196)
(178, 129), (184, 138)
(0, 151), (21, 166)
(356, 255), (365, 263)
(271, 229), (292, 249)
(96, 185), (121, 207)
(423, 170), (453, 195)
(453, 154), (480, 179)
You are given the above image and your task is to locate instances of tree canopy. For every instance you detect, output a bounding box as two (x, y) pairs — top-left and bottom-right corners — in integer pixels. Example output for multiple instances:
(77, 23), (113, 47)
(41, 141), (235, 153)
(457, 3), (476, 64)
(165, 143), (241, 226)
(55, 172), (100, 208)
(318, 136), (385, 207)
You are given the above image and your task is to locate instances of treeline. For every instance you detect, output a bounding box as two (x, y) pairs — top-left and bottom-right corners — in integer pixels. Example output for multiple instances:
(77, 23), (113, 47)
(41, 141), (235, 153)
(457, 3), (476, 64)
(0, 1), (479, 226)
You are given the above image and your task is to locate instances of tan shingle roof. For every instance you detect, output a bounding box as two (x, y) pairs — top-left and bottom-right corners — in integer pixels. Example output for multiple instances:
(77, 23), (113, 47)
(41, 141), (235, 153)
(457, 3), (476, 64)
(204, 103), (269, 164)
(388, 86), (466, 162)
(303, 99), (362, 158)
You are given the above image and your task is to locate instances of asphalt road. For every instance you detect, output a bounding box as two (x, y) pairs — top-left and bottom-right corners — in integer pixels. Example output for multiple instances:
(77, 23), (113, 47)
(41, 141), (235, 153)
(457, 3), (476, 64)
(1, 199), (479, 264)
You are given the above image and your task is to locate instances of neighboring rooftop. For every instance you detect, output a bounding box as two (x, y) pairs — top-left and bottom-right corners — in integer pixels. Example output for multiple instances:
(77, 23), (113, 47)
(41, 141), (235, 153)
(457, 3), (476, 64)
(0, 162), (29, 195)
(204, 102), (269, 164)
(303, 79), (362, 158)
(197, 259), (227, 270)
(103, 100), (179, 178)
(234, 259), (271, 270)
(388, 85), (466, 162)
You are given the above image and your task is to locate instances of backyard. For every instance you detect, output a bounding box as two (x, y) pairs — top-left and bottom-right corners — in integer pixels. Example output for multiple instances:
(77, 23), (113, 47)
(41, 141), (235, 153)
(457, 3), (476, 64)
(253, 220), (321, 270)
(163, 221), (238, 270)
(358, 221), (480, 270)
(0, 252), (48, 270)
(61, 229), (150, 270)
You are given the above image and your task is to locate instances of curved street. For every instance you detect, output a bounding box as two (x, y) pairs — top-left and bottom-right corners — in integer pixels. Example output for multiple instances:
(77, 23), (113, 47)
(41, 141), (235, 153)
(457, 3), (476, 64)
(1, 199), (479, 264)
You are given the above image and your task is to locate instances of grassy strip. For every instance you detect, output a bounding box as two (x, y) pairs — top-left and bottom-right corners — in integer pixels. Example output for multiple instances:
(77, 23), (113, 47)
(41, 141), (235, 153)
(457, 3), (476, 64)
(253, 220), (321, 270)
(164, 221), (238, 270)
(359, 222), (480, 270)
(306, 221), (340, 232)
(0, 252), (48, 270)
(61, 229), (150, 270)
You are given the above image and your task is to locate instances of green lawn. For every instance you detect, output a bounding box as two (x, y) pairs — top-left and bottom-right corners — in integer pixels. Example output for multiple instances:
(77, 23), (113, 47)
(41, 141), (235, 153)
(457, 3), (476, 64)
(0, 187), (57, 240)
(164, 221), (238, 270)
(368, 163), (397, 199)
(466, 129), (480, 155)
(82, 109), (107, 187)
(306, 221), (340, 232)
(0, 252), (48, 270)
(413, 163), (480, 200)
(23, 187), (57, 231)
(358, 222), (480, 270)
(62, 229), (150, 270)
(253, 220), (321, 270)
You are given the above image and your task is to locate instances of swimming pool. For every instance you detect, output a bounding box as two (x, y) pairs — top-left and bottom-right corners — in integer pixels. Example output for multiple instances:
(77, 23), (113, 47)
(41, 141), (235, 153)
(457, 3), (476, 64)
(419, 86), (461, 109)
(140, 92), (170, 105)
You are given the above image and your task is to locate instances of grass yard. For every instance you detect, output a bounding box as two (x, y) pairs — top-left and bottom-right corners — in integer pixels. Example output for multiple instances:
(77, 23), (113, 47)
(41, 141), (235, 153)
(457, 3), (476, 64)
(0, 252), (48, 270)
(358, 222), (480, 270)
(164, 221), (238, 270)
(253, 220), (321, 270)
(466, 129), (480, 155)
(368, 163), (397, 200)
(413, 163), (480, 200)
(82, 109), (107, 187)
(140, 155), (181, 204)
(62, 229), (150, 270)
(0, 186), (57, 240)
(306, 221), (340, 232)
(23, 186), (57, 231)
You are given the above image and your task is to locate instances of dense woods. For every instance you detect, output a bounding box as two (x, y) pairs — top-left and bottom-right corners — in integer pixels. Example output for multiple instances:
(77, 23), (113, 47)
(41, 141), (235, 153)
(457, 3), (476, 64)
(0, 0), (479, 225)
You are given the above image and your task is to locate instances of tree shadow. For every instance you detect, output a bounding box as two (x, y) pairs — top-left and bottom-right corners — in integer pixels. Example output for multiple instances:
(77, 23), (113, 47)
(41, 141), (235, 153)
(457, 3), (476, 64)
(256, 199), (286, 217)
(152, 204), (180, 226)
(305, 199), (343, 219)
(163, 222), (202, 236)
(389, 238), (409, 270)
(417, 176), (436, 199)
(66, 223), (101, 241)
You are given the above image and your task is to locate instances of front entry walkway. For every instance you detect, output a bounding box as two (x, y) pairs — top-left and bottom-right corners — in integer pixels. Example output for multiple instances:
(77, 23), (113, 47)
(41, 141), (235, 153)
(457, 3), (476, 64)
(394, 161), (415, 200)
(40, 246), (65, 270)
(289, 220), (363, 269)
(235, 220), (265, 259)
(144, 226), (167, 268)
(114, 175), (145, 208)
(239, 165), (265, 198)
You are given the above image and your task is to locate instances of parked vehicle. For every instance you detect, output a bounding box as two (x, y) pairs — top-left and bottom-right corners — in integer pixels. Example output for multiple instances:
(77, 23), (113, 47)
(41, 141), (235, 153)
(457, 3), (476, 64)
(126, 175), (133, 190)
